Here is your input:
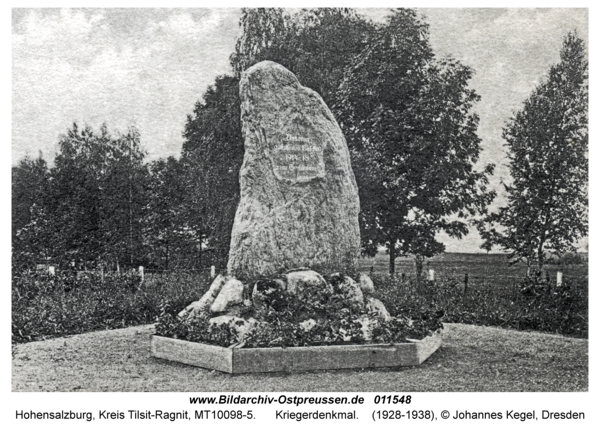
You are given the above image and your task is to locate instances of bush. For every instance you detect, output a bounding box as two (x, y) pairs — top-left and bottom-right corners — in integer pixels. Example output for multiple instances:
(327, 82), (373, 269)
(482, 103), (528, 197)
(12, 270), (210, 344)
(370, 274), (587, 338)
(155, 313), (240, 347)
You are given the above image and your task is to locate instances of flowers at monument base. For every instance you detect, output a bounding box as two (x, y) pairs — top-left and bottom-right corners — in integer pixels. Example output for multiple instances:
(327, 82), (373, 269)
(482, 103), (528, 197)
(156, 270), (443, 348)
(208, 315), (258, 342)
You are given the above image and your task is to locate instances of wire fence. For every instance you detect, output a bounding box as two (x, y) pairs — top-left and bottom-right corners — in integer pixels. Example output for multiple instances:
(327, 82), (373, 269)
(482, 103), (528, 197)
(26, 254), (588, 295)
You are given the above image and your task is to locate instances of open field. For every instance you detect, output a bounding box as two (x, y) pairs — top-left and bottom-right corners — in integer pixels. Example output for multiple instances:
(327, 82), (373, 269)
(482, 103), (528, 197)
(12, 323), (587, 392)
(359, 252), (588, 289)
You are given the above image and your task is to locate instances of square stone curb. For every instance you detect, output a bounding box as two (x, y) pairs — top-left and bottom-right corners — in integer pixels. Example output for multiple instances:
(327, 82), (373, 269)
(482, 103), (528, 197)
(150, 329), (442, 374)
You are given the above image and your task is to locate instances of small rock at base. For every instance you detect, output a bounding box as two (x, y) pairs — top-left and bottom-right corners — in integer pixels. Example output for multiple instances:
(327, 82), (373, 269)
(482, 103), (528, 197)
(210, 278), (244, 313)
(366, 297), (392, 321)
(252, 278), (287, 316)
(178, 274), (228, 318)
(327, 273), (364, 306)
(359, 273), (376, 295)
(285, 270), (328, 294)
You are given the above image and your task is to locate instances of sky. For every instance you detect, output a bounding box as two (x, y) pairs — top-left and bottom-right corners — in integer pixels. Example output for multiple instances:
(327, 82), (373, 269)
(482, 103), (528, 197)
(10, 6), (590, 253)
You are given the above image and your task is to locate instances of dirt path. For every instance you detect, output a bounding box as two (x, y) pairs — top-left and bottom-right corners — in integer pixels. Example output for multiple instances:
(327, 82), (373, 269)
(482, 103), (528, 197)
(12, 323), (587, 392)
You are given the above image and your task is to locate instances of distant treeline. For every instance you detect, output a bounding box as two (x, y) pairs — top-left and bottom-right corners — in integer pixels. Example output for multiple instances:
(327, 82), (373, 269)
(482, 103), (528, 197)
(12, 123), (229, 272)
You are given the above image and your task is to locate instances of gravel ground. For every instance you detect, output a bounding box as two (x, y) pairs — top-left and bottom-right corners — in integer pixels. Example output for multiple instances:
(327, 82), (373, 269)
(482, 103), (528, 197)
(12, 323), (587, 392)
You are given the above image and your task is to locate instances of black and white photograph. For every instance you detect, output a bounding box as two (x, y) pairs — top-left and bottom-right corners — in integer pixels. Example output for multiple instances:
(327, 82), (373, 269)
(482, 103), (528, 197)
(9, 2), (595, 428)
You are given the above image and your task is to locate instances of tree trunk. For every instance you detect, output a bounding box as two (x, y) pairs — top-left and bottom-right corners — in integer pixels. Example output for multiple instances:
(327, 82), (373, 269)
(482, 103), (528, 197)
(537, 241), (545, 276)
(165, 236), (170, 271)
(389, 244), (396, 276)
(129, 172), (133, 265)
(198, 244), (203, 271)
(415, 255), (424, 283)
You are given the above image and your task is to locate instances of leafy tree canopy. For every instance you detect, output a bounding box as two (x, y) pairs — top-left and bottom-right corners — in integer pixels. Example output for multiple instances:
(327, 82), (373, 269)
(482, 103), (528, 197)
(180, 75), (244, 267)
(336, 9), (495, 275)
(12, 154), (52, 269)
(185, 8), (496, 276)
(49, 123), (148, 267)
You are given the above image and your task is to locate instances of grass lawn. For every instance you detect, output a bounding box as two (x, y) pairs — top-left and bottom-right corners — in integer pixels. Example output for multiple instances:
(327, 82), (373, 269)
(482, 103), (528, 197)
(12, 252), (588, 393)
(12, 322), (587, 392)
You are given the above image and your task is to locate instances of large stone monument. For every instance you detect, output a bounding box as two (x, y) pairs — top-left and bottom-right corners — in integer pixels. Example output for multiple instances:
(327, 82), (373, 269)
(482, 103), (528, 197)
(156, 61), (443, 372)
(227, 61), (361, 280)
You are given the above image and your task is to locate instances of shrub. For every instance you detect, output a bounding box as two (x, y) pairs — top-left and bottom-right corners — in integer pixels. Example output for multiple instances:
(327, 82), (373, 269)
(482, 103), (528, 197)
(155, 313), (239, 347)
(12, 270), (210, 344)
(370, 274), (587, 338)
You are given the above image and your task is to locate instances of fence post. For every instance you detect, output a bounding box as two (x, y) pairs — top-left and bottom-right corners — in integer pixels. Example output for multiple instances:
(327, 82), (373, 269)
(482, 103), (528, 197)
(139, 266), (144, 283)
(557, 271), (563, 287)
(210, 265), (216, 278)
(464, 273), (469, 294)
(428, 269), (435, 282)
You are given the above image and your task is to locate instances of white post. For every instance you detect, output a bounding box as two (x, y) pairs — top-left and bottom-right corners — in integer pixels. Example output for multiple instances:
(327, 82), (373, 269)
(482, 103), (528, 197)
(557, 271), (563, 287)
(48, 266), (55, 276)
(210, 265), (216, 278)
(428, 269), (435, 281)
(139, 266), (144, 282)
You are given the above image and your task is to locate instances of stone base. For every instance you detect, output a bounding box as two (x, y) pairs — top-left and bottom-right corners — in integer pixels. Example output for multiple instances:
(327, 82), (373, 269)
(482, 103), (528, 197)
(150, 329), (442, 374)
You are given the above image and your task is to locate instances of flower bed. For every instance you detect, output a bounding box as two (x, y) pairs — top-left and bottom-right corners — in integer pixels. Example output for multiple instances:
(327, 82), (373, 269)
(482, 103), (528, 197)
(152, 270), (444, 372)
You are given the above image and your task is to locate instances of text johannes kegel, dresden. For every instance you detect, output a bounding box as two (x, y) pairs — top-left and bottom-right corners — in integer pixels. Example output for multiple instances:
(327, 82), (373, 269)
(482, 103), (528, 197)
(446, 409), (584, 421)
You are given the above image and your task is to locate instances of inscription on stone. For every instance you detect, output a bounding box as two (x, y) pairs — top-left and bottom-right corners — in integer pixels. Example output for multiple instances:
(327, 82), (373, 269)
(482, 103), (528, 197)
(271, 134), (325, 182)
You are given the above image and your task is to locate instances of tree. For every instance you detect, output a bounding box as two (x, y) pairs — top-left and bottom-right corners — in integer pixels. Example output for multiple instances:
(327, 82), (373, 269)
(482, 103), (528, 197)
(230, 8), (376, 107)
(477, 32), (588, 274)
(230, 8), (290, 76)
(50, 123), (149, 268)
(12, 154), (53, 269)
(336, 9), (495, 277)
(191, 8), (493, 276)
(145, 157), (198, 270)
(181, 75), (245, 268)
